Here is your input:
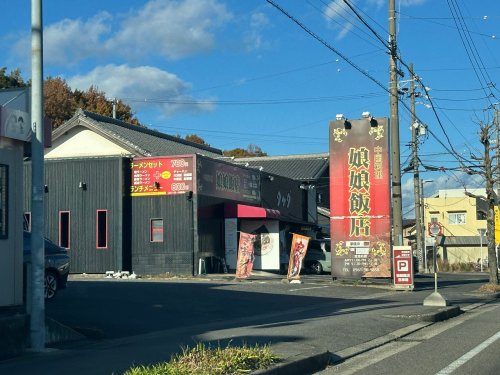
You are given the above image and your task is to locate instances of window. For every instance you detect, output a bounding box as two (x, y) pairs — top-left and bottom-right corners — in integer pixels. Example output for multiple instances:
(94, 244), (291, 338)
(449, 212), (466, 225)
(150, 218), (164, 242)
(96, 210), (108, 249)
(59, 211), (70, 248)
(428, 213), (439, 225)
(0, 164), (8, 239)
(24, 212), (31, 232)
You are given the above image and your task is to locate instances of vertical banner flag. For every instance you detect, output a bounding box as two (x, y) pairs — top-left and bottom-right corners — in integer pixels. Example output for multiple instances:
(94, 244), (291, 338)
(329, 117), (391, 278)
(287, 233), (311, 280)
(236, 232), (257, 279)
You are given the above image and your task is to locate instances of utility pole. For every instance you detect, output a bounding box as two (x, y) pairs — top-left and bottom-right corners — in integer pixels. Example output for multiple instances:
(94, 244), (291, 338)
(112, 98), (116, 119)
(389, 0), (403, 245)
(409, 64), (423, 271)
(30, 0), (46, 350)
(420, 179), (427, 272)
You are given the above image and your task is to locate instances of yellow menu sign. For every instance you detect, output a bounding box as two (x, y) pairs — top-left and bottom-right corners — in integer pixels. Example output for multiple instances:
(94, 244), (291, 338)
(495, 206), (500, 245)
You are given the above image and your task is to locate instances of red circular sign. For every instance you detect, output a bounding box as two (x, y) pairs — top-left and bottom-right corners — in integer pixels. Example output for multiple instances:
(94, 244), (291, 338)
(428, 222), (442, 237)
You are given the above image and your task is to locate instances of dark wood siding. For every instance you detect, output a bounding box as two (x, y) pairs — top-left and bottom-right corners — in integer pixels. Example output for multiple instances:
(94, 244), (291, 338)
(261, 174), (307, 223)
(24, 157), (130, 273)
(131, 194), (194, 275)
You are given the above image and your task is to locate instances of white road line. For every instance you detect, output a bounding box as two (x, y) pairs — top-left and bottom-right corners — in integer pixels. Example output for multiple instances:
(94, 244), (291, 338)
(289, 285), (330, 292)
(434, 330), (500, 375)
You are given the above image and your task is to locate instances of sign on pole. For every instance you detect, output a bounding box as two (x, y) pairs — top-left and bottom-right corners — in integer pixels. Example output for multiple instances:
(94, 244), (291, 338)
(393, 246), (414, 290)
(428, 222), (443, 237)
(329, 117), (391, 279)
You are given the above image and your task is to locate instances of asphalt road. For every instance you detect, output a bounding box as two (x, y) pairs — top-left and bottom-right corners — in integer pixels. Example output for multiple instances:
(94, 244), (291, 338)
(40, 272), (491, 357)
(318, 300), (500, 375)
(1, 272), (495, 375)
(46, 275), (408, 341)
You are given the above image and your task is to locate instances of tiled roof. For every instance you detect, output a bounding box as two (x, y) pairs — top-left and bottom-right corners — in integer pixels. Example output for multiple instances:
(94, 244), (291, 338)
(439, 235), (484, 246)
(52, 109), (223, 158)
(233, 153), (329, 180)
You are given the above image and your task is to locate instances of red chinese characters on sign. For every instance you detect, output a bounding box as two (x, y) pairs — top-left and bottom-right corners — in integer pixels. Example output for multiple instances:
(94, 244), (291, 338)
(329, 118), (391, 279)
(131, 156), (194, 196)
(393, 246), (414, 289)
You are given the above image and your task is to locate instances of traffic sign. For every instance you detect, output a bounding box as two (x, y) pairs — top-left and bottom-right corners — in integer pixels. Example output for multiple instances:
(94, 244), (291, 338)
(428, 222), (443, 237)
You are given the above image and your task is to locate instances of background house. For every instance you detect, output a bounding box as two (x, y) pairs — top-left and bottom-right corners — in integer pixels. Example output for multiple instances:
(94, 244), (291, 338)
(423, 188), (491, 265)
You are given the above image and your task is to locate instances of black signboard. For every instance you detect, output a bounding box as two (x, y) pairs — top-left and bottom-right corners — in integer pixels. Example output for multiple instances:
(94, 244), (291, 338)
(197, 157), (260, 204)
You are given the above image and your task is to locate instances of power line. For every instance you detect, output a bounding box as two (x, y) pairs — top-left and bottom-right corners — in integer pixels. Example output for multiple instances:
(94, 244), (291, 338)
(265, 0), (389, 93)
(308, 0), (384, 51)
(121, 92), (385, 106)
(341, 0), (390, 51)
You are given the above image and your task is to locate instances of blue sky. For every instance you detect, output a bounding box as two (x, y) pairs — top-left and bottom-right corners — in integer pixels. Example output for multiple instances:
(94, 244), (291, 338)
(1, 0), (499, 217)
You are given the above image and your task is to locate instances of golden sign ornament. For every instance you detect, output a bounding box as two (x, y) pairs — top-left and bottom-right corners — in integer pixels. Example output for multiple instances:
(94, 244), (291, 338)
(370, 241), (387, 257)
(335, 241), (350, 256)
(332, 128), (348, 143)
(368, 126), (384, 140)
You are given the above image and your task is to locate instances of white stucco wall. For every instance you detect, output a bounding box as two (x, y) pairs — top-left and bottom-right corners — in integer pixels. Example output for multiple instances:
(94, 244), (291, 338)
(45, 127), (130, 158)
(0, 137), (24, 307)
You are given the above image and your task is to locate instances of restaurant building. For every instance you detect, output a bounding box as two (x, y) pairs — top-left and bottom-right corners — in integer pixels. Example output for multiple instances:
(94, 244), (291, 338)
(23, 110), (319, 275)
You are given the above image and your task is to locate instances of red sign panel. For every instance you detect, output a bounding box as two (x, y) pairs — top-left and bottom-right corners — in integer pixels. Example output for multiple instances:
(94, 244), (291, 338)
(428, 222), (443, 237)
(393, 246), (414, 289)
(329, 117), (391, 278)
(131, 156), (194, 196)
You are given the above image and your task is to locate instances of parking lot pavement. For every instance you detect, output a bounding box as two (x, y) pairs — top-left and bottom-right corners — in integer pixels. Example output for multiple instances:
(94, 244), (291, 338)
(0, 272), (497, 375)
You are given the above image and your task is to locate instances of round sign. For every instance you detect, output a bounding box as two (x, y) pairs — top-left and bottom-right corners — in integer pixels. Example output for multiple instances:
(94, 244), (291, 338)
(428, 222), (442, 237)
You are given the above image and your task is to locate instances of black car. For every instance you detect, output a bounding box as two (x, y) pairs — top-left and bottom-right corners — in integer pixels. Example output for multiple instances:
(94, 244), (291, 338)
(23, 231), (70, 299)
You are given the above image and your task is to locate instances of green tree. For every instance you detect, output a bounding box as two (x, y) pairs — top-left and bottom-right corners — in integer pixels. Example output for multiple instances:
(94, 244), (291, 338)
(0, 68), (140, 127)
(77, 86), (140, 125)
(185, 134), (209, 145)
(224, 144), (267, 158)
(0, 67), (27, 88)
(44, 77), (76, 128)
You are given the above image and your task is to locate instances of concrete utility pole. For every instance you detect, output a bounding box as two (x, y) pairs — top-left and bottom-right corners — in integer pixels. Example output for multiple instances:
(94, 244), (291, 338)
(389, 0), (403, 245)
(30, 0), (46, 350)
(409, 64), (423, 271)
(112, 98), (117, 119)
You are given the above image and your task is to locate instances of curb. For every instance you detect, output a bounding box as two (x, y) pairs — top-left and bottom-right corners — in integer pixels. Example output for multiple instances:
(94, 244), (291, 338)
(255, 302), (475, 374)
(383, 305), (461, 322)
(253, 345), (331, 375)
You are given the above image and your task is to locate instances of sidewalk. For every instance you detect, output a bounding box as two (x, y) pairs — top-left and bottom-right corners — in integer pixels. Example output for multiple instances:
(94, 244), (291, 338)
(0, 274), (498, 375)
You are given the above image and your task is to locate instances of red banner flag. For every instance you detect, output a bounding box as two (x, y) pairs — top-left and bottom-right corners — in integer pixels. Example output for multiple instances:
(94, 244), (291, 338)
(236, 232), (257, 279)
(287, 233), (310, 280)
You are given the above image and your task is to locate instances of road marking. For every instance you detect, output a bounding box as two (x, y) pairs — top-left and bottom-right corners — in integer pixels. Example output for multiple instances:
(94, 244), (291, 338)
(328, 341), (420, 375)
(289, 285), (330, 292)
(434, 329), (500, 375)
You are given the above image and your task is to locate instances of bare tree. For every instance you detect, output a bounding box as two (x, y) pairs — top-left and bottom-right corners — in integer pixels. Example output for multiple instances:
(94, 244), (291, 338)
(472, 119), (499, 285)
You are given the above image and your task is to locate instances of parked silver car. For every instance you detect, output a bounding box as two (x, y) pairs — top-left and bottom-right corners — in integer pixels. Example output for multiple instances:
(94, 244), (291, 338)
(304, 239), (331, 275)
